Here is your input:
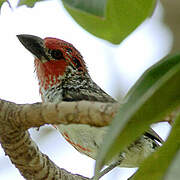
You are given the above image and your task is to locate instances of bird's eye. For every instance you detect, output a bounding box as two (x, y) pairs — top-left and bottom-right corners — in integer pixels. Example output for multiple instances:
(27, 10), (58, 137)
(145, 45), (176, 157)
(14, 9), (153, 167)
(51, 49), (63, 60)
(66, 48), (72, 53)
(72, 57), (82, 69)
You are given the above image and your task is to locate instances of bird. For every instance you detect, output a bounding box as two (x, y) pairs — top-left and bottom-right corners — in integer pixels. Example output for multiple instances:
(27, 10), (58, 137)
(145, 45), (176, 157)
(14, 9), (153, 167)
(17, 34), (163, 168)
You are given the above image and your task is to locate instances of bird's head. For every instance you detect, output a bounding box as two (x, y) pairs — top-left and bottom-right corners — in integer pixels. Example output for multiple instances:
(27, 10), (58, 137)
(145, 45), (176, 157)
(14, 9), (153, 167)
(17, 34), (87, 92)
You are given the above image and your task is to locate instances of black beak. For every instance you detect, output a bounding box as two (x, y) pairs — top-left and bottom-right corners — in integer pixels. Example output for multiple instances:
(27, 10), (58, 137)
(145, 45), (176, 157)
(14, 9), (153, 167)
(17, 34), (49, 61)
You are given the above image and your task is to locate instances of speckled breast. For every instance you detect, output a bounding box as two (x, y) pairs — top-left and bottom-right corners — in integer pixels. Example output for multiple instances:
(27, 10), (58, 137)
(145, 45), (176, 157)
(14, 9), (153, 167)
(56, 124), (158, 168)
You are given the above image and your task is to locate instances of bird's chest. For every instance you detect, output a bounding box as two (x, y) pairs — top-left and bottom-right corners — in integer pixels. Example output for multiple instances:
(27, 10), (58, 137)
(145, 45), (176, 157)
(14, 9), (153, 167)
(56, 124), (107, 159)
(55, 124), (158, 168)
(41, 84), (63, 103)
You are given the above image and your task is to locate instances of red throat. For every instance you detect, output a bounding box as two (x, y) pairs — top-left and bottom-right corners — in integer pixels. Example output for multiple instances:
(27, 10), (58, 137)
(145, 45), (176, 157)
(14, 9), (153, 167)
(34, 58), (68, 91)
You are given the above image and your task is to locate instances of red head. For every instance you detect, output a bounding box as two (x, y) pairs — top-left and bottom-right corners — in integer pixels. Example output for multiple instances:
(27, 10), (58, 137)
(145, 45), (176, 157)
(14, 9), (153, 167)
(17, 34), (87, 94)
(17, 34), (115, 103)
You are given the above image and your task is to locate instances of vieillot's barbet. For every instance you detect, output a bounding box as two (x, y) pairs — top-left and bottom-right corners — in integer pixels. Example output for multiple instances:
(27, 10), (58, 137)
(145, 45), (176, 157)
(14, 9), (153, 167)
(17, 34), (163, 169)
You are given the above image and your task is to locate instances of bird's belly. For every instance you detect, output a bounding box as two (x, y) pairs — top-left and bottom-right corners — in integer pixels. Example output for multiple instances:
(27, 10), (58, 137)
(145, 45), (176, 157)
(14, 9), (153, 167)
(56, 124), (157, 167)
(56, 124), (107, 159)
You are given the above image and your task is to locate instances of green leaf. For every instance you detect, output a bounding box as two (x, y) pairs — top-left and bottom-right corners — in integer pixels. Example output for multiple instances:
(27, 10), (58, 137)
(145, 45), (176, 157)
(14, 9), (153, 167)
(94, 54), (180, 176)
(132, 112), (180, 180)
(63, 0), (157, 44)
(63, 0), (107, 17)
(17, 0), (45, 7)
(0, 0), (6, 13)
(164, 149), (180, 180)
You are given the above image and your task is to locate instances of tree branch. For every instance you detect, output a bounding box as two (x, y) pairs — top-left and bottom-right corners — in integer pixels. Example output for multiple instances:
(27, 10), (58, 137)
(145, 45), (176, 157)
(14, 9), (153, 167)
(0, 98), (177, 179)
(12, 100), (118, 130)
(0, 99), (118, 180)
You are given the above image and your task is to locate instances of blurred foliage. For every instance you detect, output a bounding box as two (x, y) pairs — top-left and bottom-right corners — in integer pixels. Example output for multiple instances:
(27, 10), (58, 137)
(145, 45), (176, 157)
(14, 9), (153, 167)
(132, 112), (180, 180)
(17, 0), (45, 7)
(161, 0), (180, 54)
(164, 149), (180, 180)
(63, 0), (157, 44)
(95, 54), (180, 178)
(0, 0), (157, 44)
(0, 0), (6, 12)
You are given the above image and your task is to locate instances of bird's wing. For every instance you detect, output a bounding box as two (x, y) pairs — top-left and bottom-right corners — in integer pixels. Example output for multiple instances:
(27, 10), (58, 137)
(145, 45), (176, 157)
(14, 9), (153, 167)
(145, 128), (164, 144)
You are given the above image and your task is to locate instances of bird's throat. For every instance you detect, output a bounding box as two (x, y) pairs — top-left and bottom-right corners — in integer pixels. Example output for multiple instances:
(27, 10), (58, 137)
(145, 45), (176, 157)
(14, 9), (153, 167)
(34, 58), (68, 91)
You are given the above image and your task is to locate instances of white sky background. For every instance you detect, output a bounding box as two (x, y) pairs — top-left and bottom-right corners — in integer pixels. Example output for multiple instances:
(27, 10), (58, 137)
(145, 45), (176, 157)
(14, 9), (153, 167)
(0, 0), (172, 179)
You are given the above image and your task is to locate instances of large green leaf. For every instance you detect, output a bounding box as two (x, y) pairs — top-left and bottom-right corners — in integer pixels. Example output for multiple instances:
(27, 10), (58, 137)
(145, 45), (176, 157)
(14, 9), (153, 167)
(63, 0), (157, 44)
(132, 112), (180, 180)
(94, 54), (180, 177)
